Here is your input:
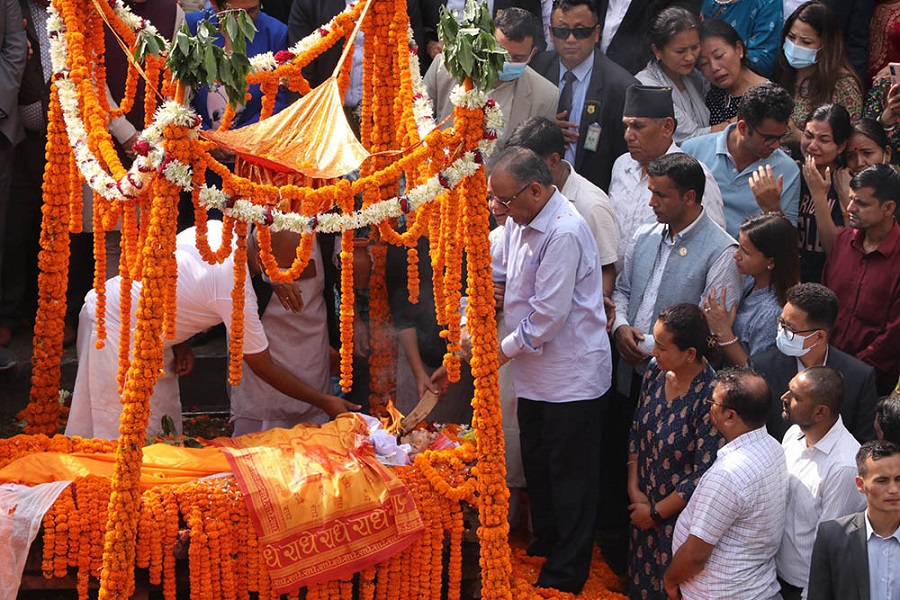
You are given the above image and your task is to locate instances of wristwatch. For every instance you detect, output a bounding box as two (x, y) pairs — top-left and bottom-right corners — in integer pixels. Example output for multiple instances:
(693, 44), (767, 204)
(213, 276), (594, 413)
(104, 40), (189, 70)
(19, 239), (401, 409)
(650, 504), (663, 526)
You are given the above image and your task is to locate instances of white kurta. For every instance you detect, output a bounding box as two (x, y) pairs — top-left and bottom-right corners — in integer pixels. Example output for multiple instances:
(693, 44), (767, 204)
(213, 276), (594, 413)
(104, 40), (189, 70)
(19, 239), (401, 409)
(65, 222), (268, 440)
(230, 240), (331, 431)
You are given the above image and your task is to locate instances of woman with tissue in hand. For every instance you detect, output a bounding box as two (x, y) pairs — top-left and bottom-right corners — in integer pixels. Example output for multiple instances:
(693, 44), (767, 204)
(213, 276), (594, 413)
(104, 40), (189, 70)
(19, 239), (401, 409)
(775, 1), (862, 145)
(627, 304), (723, 600)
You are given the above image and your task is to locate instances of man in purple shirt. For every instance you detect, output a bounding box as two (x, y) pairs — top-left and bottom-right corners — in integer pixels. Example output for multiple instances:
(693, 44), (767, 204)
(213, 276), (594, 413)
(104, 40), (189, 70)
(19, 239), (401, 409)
(488, 146), (612, 594)
(823, 164), (900, 395)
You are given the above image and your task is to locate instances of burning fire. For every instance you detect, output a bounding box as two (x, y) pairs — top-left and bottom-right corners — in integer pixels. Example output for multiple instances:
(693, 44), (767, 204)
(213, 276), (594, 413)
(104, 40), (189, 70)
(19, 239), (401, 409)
(379, 400), (405, 435)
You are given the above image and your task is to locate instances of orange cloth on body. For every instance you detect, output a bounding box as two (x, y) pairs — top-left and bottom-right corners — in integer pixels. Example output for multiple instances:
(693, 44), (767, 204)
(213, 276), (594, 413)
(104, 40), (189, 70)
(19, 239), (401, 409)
(0, 444), (231, 491)
(214, 413), (424, 594)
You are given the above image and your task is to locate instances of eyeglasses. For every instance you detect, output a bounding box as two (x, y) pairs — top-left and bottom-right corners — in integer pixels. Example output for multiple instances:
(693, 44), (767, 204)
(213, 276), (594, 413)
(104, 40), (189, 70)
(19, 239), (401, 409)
(704, 397), (730, 409)
(488, 183), (531, 212)
(550, 25), (598, 40)
(748, 124), (790, 147)
(776, 317), (819, 341)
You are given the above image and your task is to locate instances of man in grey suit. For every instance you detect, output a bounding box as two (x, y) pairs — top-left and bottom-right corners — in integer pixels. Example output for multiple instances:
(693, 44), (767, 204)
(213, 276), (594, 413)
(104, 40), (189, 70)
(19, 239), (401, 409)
(424, 7), (558, 168)
(807, 439), (900, 600)
(530, 0), (635, 191)
(749, 283), (879, 443)
(0, 0), (27, 369)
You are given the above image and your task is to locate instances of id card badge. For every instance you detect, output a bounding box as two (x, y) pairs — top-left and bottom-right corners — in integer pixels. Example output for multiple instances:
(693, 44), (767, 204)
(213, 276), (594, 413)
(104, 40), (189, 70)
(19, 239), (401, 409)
(584, 122), (601, 152)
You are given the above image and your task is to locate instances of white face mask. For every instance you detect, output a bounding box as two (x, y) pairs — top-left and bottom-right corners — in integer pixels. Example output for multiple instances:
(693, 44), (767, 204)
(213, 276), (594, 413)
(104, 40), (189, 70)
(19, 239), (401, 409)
(775, 323), (818, 357)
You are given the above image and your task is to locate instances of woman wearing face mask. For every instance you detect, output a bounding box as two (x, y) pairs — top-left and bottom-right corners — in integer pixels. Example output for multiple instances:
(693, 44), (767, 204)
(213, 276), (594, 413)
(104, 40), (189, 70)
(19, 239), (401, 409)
(636, 8), (713, 142)
(776, 1), (862, 145)
(796, 103), (852, 282)
(703, 213), (800, 367)
(698, 19), (770, 126)
(627, 304), (723, 600)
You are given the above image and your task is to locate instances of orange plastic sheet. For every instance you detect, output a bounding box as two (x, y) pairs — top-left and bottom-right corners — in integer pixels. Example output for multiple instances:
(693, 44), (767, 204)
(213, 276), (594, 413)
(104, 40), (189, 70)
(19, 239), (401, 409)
(0, 444), (230, 491)
(214, 414), (424, 594)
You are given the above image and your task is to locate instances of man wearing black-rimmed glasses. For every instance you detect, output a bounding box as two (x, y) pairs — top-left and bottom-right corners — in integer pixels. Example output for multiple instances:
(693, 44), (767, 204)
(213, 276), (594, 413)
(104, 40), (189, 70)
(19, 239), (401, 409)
(749, 282), (878, 443)
(530, 0), (636, 192)
(488, 146), (611, 594)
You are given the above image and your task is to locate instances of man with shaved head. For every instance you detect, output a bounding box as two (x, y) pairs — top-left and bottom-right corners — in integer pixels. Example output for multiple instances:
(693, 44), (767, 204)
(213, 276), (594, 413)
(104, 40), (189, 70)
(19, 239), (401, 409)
(65, 221), (358, 440)
(776, 366), (866, 599)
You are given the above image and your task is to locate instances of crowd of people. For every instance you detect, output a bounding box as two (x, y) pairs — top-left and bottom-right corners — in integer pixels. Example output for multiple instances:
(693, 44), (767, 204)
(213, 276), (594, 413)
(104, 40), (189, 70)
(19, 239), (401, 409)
(1, 0), (900, 597)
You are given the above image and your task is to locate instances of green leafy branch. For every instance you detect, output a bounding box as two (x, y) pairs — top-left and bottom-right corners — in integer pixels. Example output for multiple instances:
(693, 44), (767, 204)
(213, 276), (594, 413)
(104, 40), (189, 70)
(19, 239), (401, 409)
(163, 9), (257, 109)
(437, 0), (508, 92)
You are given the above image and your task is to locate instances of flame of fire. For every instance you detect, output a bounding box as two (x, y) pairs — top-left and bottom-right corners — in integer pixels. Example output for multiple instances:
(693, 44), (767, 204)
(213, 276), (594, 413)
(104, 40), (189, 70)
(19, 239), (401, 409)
(380, 400), (405, 435)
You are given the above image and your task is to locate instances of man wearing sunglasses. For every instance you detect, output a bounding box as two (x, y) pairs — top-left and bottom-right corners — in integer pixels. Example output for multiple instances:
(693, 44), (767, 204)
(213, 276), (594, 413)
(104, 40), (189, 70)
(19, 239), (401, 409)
(681, 82), (801, 238)
(530, 0), (636, 192)
(748, 283), (878, 444)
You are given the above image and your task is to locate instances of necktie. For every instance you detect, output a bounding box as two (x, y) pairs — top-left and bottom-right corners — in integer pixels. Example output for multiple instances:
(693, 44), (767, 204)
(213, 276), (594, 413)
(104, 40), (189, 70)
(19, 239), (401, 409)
(557, 70), (576, 117)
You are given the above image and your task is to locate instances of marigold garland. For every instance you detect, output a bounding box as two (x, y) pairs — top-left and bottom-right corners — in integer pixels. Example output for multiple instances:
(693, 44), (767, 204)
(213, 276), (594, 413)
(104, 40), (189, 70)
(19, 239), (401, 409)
(26, 0), (523, 598)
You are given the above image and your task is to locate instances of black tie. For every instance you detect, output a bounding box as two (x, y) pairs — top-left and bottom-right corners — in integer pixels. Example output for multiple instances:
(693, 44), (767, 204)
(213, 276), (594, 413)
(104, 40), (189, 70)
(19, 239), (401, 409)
(557, 70), (576, 117)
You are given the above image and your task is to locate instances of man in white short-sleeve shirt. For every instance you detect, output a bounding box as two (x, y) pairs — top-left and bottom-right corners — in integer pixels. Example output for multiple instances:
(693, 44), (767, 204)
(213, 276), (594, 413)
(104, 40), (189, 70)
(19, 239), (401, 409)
(65, 221), (357, 440)
(666, 368), (788, 600)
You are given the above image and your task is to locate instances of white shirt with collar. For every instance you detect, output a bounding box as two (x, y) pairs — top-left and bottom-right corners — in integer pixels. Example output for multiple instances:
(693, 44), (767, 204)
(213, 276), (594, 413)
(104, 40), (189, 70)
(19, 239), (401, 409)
(600, 0), (630, 53)
(865, 512), (900, 600)
(777, 416), (866, 594)
(608, 142), (726, 272)
(560, 160), (618, 266)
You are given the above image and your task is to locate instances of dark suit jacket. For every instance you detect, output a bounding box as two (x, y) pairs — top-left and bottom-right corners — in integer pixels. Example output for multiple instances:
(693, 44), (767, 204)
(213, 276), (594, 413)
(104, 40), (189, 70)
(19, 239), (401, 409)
(748, 345), (878, 443)
(597, 0), (700, 75)
(17, 0), (48, 132)
(0, 0), (26, 146)
(530, 48), (635, 192)
(807, 511), (871, 600)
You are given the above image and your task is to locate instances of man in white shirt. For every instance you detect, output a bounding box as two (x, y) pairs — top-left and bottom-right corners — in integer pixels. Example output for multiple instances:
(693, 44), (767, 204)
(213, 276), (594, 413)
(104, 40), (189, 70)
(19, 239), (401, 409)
(666, 368), (788, 600)
(776, 366), (867, 600)
(505, 115), (619, 295)
(65, 222), (358, 440)
(808, 439), (900, 600)
(608, 84), (726, 272)
(230, 230), (334, 436)
(488, 146), (611, 594)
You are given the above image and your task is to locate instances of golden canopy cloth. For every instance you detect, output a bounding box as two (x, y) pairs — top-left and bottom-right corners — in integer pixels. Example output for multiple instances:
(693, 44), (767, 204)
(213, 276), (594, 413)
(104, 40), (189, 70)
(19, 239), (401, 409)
(213, 414), (424, 594)
(200, 77), (369, 179)
(0, 444), (231, 491)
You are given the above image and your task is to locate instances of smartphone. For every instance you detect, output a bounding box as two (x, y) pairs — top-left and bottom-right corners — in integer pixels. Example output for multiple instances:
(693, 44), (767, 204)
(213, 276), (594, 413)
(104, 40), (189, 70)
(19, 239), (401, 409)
(890, 62), (900, 86)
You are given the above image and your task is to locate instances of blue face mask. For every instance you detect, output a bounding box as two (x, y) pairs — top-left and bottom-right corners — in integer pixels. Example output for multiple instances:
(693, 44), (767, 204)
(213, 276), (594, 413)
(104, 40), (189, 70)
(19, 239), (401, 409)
(498, 60), (528, 82)
(783, 39), (819, 69)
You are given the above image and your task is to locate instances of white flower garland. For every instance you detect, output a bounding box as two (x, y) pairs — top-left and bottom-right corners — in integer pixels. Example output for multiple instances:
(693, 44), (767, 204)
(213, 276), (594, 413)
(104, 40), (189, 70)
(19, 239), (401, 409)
(248, 1), (361, 74)
(50, 0), (499, 234)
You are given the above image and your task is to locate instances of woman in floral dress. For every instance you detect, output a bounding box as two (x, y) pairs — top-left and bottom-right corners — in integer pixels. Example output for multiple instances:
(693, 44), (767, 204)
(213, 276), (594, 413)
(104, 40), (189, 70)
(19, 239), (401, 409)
(627, 304), (723, 599)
